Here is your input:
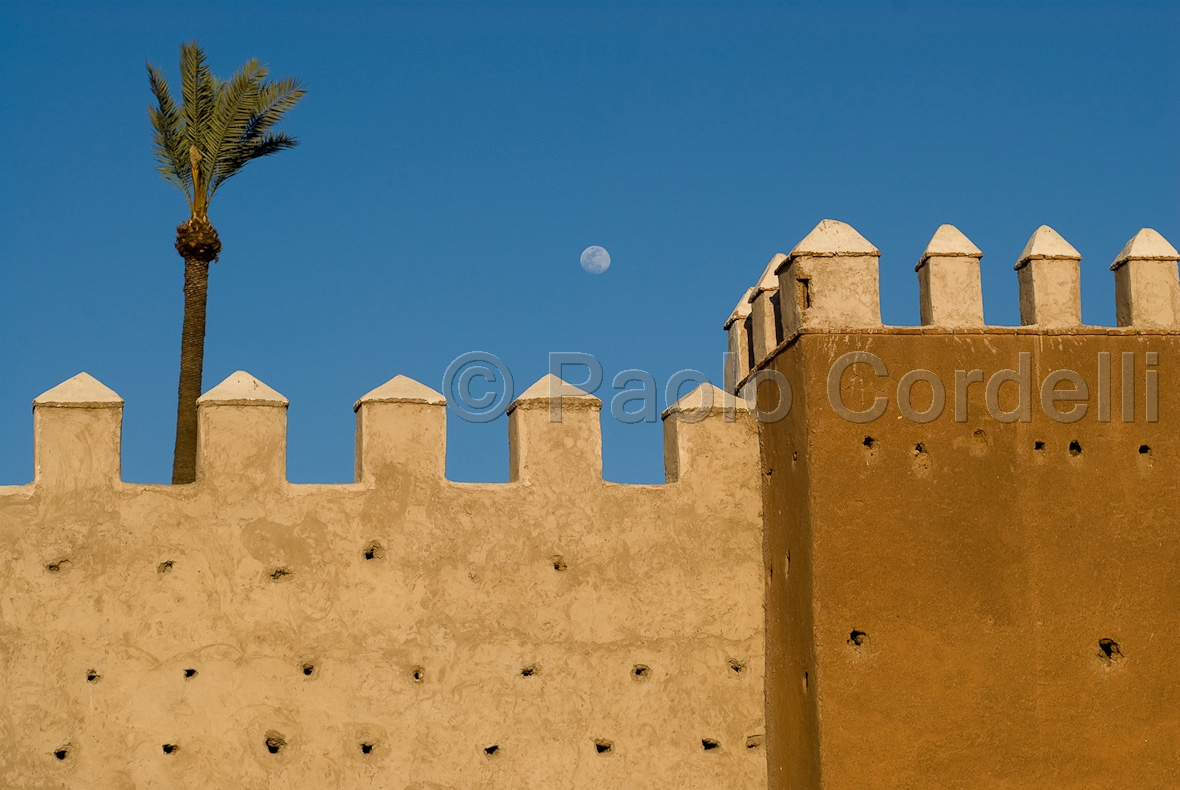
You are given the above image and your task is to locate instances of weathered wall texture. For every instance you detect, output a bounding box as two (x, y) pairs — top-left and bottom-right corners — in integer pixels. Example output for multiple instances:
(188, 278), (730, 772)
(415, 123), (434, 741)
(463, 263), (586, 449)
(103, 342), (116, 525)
(762, 331), (1180, 789)
(0, 373), (765, 789)
(731, 220), (1180, 789)
(9, 218), (1177, 790)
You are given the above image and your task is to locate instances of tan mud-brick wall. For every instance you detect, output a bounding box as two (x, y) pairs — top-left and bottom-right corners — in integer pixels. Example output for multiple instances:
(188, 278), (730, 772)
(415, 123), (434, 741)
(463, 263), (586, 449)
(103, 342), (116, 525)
(0, 373), (765, 789)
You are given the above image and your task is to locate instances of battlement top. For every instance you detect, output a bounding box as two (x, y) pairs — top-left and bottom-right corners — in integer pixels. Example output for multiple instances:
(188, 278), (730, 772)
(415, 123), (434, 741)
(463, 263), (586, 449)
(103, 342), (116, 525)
(916, 224), (983, 270)
(354, 374), (446, 411)
(1111, 227), (1180, 270)
(661, 382), (750, 420)
(783, 218), (880, 265)
(726, 218), (1180, 391)
(725, 288), (755, 329)
(9, 368), (755, 492)
(197, 370), (288, 407)
(748, 254), (788, 299)
(1015, 225), (1082, 269)
(32, 372), (122, 409)
(505, 374), (601, 414)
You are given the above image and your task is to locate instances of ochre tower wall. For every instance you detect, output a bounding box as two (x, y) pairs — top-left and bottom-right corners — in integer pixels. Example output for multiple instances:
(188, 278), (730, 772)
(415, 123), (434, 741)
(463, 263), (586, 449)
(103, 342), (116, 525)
(728, 221), (1180, 789)
(0, 373), (765, 789)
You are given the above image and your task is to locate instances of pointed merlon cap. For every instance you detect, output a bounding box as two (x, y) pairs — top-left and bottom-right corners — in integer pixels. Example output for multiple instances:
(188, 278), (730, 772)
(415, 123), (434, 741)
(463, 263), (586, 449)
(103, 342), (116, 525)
(916, 224), (983, 270)
(661, 382), (750, 419)
(780, 219), (880, 272)
(34, 372), (123, 408)
(725, 288), (755, 328)
(1110, 228), (1180, 270)
(1015, 225), (1081, 270)
(748, 254), (789, 299)
(197, 370), (288, 406)
(354, 374), (446, 412)
(507, 373), (601, 413)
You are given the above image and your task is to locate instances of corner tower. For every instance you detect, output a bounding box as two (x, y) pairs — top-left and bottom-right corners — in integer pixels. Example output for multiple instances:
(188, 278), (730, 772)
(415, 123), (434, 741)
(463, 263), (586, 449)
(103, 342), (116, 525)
(730, 220), (1180, 788)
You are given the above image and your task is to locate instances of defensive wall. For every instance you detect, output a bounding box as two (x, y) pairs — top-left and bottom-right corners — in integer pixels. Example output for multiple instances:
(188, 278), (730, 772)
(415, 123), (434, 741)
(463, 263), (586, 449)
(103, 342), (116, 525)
(726, 220), (1180, 788)
(3, 217), (1178, 789)
(0, 372), (764, 789)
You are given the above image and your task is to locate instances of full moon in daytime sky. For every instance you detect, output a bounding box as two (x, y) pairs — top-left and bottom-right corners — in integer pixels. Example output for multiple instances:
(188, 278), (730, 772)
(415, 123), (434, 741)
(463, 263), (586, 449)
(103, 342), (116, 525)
(580, 245), (611, 274)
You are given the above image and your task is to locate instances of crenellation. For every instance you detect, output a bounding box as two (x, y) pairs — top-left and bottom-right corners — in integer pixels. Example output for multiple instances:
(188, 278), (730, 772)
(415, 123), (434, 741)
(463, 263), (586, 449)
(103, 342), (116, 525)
(727, 222), (1180, 345)
(33, 373), (124, 489)
(748, 255), (788, 366)
(1111, 228), (1180, 329)
(725, 288), (755, 392)
(1015, 225), (1083, 328)
(13, 369), (760, 496)
(662, 383), (756, 484)
(775, 219), (882, 337)
(196, 371), (289, 489)
(354, 375), (446, 484)
(915, 224), (985, 327)
(507, 374), (603, 484)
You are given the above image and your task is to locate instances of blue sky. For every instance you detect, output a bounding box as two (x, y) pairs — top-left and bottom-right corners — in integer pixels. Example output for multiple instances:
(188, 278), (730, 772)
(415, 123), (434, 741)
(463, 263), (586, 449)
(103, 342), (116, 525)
(1, 0), (1176, 485)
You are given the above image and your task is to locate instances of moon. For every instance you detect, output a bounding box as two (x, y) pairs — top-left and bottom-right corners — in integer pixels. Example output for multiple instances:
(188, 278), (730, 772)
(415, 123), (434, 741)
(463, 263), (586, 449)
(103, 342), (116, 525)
(580, 245), (611, 274)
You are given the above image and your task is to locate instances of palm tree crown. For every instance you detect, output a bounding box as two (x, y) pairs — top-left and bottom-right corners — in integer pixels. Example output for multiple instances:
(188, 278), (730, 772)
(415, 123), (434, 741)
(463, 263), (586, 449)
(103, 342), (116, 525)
(148, 41), (305, 225)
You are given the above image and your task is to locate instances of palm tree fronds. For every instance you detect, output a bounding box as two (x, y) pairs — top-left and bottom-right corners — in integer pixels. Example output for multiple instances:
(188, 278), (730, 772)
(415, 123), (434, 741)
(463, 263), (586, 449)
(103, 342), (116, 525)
(147, 62), (193, 207)
(178, 41), (217, 214)
(205, 59), (265, 155)
(150, 42), (304, 212)
(205, 59), (267, 190)
(210, 132), (300, 193)
(207, 77), (306, 196)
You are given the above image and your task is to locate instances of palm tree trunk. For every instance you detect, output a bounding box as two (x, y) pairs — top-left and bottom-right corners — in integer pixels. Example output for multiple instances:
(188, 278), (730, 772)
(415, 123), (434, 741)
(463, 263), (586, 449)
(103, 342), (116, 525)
(171, 258), (209, 484)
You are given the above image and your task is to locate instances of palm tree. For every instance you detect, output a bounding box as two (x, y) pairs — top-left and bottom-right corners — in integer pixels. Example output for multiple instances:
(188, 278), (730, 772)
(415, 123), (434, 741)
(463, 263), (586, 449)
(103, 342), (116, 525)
(148, 42), (305, 483)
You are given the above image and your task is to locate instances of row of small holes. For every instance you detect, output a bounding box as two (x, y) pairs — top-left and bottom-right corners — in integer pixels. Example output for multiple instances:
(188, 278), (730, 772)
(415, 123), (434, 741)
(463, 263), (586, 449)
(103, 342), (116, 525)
(276, 550), (568, 580)
(72, 660), (751, 758)
(62, 737), (294, 758)
(275, 554), (572, 580)
(55, 550), (588, 576)
(865, 435), (1154, 458)
(81, 660), (745, 684)
(84, 666), (201, 683)
(57, 734), (760, 761)
(479, 737), (752, 757)
(843, 629), (1123, 664)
